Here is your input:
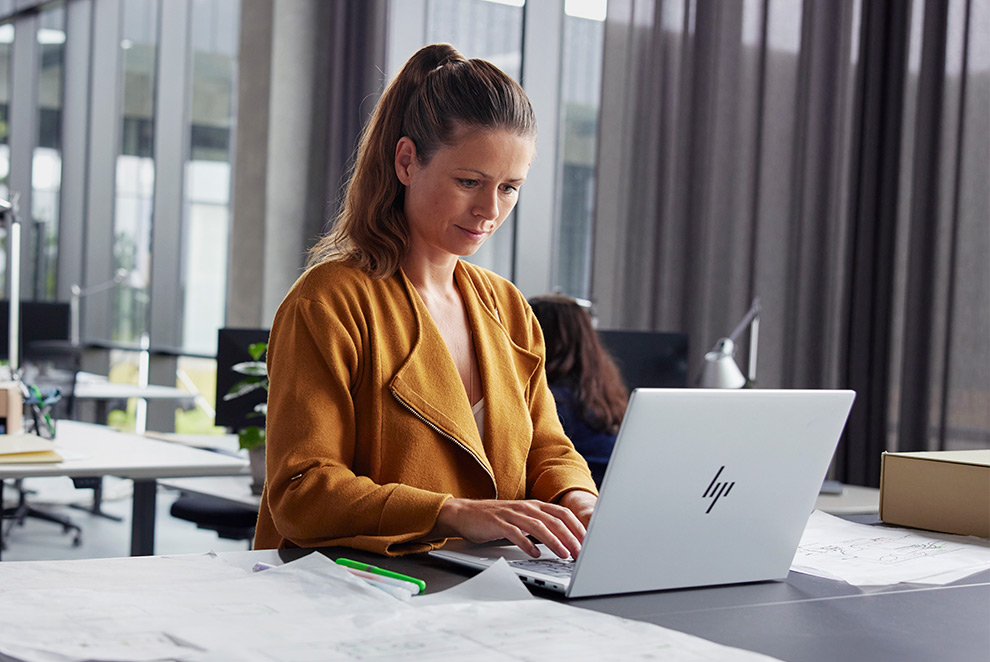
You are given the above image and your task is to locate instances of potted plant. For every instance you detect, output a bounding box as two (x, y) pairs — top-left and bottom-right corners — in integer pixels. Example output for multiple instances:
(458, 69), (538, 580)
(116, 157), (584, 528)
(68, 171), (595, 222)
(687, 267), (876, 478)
(223, 342), (268, 494)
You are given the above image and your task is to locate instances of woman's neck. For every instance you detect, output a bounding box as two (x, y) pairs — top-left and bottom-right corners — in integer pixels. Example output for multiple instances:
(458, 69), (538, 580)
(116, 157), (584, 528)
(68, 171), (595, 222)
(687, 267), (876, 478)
(401, 251), (460, 299)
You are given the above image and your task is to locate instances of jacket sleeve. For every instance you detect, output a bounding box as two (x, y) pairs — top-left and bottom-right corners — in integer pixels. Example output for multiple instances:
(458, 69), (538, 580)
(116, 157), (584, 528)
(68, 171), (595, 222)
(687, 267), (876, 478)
(517, 298), (600, 503)
(263, 292), (450, 555)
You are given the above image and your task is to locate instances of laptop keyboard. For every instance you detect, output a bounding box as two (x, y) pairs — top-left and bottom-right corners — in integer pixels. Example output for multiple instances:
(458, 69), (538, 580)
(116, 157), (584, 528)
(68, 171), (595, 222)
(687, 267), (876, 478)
(508, 558), (575, 578)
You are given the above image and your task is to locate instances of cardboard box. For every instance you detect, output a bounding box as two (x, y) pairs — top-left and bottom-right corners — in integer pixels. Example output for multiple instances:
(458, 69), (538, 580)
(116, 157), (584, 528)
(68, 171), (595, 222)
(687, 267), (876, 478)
(0, 381), (23, 435)
(880, 450), (990, 538)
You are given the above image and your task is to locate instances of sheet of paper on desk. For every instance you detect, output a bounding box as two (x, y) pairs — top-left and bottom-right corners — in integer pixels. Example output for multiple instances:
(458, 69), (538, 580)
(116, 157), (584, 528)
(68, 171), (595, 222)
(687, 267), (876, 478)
(0, 551), (784, 662)
(791, 510), (990, 586)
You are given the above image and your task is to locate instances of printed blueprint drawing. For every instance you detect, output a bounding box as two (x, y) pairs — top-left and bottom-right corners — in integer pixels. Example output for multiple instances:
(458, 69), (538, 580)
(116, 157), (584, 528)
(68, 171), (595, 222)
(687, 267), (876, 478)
(791, 511), (990, 586)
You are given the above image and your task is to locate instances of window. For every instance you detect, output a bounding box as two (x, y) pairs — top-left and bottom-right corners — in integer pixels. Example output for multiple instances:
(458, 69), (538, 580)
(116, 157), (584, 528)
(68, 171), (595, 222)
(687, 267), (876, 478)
(426, 0), (526, 279)
(177, 0), (241, 433)
(31, 2), (65, 300)
(553, 1), (606, 298)
(182, 0), (239, 357)
(112, 0), (159, 345)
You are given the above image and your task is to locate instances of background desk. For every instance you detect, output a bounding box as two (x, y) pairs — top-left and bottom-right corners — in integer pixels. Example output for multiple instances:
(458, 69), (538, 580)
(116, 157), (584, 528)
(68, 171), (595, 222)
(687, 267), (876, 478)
(73, 372), (196, 427)
(276, 546), (989, 662)
(0, 421), (247, 559)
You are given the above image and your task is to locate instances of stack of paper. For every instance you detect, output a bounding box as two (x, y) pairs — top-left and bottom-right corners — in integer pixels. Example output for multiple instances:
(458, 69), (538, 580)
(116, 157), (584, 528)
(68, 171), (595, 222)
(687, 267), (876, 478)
(0, 552), (784, 662)
(0, 433), (62, 464)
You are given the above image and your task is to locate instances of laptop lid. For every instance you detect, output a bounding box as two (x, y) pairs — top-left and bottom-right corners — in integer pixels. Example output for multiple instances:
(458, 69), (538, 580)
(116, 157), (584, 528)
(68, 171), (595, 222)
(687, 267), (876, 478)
(431, 388), (855, 598)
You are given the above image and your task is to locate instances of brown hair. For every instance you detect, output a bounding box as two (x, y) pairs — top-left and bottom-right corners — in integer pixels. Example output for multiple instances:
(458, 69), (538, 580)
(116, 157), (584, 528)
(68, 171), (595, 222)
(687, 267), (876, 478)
(530, 295), (629, 435)
(308, 43), (537, 277)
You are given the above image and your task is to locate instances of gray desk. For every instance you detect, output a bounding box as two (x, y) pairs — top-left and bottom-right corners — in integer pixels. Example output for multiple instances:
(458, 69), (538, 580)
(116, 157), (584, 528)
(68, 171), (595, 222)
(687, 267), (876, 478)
(0, 421), (248, 558)
(158, 476), (881, 519)
(277, 546), (989, 662)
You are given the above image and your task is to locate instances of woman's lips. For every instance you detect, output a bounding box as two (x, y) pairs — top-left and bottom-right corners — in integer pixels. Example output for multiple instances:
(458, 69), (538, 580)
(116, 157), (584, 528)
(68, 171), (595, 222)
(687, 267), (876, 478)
(458, 225), (488, 239)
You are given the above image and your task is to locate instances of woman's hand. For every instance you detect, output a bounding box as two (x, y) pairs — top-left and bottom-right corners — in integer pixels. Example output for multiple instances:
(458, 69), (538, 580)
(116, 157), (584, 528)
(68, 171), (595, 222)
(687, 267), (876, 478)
(558, 490), (597, 528)
(434, 497), (586, 559)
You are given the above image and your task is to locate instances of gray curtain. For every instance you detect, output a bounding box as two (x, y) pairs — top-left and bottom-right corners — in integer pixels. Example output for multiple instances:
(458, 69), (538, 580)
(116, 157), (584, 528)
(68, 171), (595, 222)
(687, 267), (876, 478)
(593, 0), (988, 485)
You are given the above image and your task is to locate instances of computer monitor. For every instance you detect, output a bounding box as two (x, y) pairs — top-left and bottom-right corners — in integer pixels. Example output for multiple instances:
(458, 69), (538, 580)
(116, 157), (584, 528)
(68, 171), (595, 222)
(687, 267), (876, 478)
(0, 300), (72, 363)
(596, 329), (689, 390)
(215, 327), (270, 431)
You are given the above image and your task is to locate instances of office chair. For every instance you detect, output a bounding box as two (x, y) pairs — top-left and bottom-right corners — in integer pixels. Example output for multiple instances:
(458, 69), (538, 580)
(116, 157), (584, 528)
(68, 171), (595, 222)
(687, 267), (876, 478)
(169, 493), (258, 545)
(2, 479), (83, 549)
(2, 343), (85, 550)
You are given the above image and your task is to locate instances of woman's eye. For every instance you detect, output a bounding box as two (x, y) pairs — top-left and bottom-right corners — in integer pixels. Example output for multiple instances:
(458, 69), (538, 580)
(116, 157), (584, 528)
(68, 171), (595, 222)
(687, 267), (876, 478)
(459, 179), (479, 188)
(500, 184), (519, 195)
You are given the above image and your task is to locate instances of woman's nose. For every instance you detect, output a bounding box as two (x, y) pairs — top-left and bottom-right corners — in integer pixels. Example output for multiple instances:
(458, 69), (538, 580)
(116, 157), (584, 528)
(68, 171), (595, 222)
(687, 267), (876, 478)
(473, 187), (499, 221)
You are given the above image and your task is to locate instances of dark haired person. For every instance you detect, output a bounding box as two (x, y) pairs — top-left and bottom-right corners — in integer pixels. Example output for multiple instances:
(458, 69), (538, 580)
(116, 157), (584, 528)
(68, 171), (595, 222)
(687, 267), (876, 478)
(254, 44), (598, 559)
(529, 296), (629, 487)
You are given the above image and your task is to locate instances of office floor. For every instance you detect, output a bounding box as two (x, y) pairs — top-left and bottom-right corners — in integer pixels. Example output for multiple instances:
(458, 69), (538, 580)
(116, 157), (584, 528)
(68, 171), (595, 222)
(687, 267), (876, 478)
(1, 476), (250, 562)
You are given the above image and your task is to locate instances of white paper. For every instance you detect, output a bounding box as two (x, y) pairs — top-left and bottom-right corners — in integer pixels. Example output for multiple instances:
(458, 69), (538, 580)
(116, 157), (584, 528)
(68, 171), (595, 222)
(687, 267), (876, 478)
(0, 551), (784, 662)
(412, 557), (534, 606)
(791, 510), (990, 586)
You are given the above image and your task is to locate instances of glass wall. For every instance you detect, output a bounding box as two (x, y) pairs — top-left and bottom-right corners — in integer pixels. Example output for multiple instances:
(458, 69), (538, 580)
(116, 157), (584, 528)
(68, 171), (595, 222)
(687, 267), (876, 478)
(554, 0), (605, 299)
(182, 0), (239, 357)
(113, 0), (158, 345)
(31, 2), (64, 300)
(412, 0), (607, 296)
(426, 0), (525, 278)
(177, 0), (241, 433)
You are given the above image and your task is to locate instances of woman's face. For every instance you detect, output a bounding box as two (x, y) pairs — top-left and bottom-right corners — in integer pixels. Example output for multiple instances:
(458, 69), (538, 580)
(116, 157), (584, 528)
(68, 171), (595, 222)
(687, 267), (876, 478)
(395, 126), (535, 264)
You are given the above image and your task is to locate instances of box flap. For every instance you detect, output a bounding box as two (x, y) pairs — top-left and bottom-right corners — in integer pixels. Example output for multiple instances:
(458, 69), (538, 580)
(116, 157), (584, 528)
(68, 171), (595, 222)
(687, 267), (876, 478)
(883, 449), (990, 468)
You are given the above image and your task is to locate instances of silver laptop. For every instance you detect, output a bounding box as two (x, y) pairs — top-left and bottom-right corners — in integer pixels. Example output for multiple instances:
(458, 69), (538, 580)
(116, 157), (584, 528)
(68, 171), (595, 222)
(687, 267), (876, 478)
(430, 388), (856, 598)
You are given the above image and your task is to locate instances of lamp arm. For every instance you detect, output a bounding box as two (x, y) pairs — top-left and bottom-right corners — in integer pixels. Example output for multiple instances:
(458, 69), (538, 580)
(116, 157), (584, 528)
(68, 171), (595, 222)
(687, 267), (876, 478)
(69, 269), (129, 346)
(73, 269), (128, 297)
(728, 297), (761, 344)
(748, 315), (759, 383)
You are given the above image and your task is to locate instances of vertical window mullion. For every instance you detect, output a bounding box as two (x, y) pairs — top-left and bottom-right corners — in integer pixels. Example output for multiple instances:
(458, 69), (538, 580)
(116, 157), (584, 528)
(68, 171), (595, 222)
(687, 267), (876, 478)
(144, 0), (190, 430)
(7, 10), (37, 299)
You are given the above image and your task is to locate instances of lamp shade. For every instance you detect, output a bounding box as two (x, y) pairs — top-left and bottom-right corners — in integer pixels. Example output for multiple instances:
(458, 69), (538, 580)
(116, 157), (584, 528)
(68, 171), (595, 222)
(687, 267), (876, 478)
(699, 338), (747, 389)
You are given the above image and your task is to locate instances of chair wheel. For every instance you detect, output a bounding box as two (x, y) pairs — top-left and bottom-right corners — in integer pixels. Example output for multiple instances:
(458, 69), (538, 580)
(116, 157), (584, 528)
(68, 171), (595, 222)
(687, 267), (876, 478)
(72, 535), (82, 547)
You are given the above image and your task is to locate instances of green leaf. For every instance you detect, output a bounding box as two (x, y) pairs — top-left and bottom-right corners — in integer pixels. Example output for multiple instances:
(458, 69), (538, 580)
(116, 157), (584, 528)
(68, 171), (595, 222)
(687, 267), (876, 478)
(248, 342), (268, 361)
(224, 377), (266, 400)
(238, 426), (266, 450)
(231, 360), (267, 377)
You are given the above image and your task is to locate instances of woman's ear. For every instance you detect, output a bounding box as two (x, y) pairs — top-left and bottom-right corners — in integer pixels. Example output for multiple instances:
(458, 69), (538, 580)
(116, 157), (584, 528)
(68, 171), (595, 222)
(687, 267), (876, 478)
(395, 137), (417, 186)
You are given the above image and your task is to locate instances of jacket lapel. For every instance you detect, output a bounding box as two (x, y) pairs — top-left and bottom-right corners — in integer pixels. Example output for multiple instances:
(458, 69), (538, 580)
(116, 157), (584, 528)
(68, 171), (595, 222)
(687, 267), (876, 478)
(455, 264), (542, 480)
(389, 268), (494, 481)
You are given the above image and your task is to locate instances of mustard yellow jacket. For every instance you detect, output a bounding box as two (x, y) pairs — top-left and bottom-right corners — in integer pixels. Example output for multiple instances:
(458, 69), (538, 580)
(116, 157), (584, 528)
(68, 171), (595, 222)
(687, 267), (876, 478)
(254, 259), (597, 555)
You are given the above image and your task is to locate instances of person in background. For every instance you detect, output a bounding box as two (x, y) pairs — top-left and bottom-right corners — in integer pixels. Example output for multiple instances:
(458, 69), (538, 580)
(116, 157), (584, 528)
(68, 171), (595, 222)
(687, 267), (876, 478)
(254, 44), (598, 559)
(529, 295), (629, 487)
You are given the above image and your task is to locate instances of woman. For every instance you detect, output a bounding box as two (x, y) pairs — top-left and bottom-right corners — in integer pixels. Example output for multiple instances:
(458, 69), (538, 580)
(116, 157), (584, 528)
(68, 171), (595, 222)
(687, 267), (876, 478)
(530, 295), (629, 487)
(253, 44), (598, 559)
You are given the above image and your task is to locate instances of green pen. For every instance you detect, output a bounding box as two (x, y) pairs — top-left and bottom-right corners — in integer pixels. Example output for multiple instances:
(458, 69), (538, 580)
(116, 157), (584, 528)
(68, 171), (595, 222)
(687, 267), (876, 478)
(335, 558), (427, 594)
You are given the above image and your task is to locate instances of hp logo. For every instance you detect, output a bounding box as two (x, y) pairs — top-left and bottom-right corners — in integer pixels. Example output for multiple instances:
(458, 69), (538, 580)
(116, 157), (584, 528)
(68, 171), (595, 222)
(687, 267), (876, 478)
(703, 466), (735, 514)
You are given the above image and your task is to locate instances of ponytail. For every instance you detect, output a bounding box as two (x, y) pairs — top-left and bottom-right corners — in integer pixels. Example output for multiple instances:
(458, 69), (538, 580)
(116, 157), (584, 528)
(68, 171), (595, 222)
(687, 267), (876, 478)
(308, 43), (536, 278)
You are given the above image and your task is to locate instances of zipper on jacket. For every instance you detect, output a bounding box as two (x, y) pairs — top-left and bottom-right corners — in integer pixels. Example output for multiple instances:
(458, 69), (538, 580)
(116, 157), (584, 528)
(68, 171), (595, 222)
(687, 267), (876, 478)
(391, 390), (498, 499)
